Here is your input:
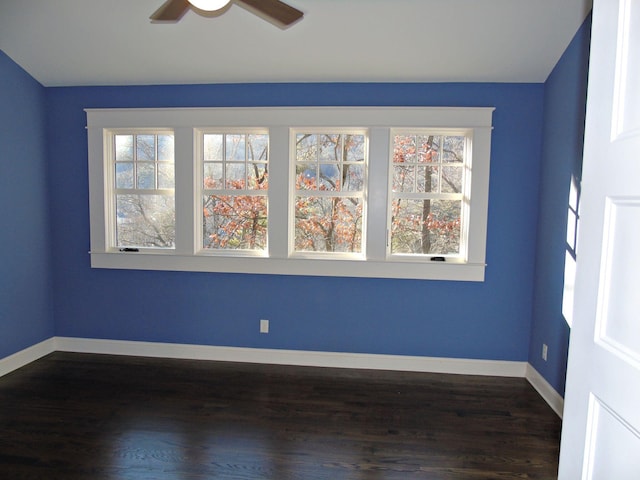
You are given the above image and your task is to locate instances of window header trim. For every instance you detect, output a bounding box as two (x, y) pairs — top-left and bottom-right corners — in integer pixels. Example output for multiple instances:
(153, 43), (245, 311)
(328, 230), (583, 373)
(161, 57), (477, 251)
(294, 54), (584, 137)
(86, 107), (495, 129)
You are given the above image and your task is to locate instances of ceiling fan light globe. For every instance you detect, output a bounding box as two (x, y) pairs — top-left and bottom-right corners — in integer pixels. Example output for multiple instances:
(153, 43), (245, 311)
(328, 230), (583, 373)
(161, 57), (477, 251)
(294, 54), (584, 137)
(188, 0), (230, 11)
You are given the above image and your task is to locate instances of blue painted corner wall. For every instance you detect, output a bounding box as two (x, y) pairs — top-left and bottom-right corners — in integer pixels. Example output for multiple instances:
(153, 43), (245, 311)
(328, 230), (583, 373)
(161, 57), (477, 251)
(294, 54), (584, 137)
(529, 14), (592, 396)
(0, 51), (54, 358)
(1, 11), (591, 397)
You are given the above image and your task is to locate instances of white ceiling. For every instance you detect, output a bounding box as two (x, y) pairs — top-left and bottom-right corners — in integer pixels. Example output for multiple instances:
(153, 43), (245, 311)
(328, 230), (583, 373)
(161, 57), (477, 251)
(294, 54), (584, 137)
(0, 0), (592, 87)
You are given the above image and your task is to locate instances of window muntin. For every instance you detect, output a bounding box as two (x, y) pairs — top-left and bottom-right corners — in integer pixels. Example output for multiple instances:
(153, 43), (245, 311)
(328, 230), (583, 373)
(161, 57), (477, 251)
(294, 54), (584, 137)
(111, 131), (175, 249)
(200, 131), (269, 252)
(292, 132), (367, 255)
(389, 131), (468, 259)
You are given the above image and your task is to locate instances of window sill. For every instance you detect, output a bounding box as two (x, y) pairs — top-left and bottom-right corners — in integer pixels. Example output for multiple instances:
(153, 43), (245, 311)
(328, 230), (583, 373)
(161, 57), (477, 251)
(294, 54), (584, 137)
(89, 251), (486, 281)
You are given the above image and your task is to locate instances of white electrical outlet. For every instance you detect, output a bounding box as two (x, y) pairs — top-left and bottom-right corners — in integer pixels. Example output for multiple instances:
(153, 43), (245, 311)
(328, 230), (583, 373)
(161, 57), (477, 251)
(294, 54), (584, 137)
(542, 343), (548, 361)
(260, 319), (269, 334)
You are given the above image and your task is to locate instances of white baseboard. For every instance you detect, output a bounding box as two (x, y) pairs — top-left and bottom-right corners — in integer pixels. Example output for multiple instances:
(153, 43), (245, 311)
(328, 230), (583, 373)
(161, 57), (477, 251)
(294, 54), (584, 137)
(54, 336), (528, 377)
(2, 337), (561, 416)
(525, 363), (564, 418)
(0, 338), (56, 377)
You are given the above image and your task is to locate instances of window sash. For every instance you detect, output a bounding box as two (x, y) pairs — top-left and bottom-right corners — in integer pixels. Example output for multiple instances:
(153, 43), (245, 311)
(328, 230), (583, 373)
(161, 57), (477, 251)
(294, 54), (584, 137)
(197, 129), (269, 254)
(388, 129), (472, 260)
(291, 129), (368, 257)
(104, 130), (176, 250)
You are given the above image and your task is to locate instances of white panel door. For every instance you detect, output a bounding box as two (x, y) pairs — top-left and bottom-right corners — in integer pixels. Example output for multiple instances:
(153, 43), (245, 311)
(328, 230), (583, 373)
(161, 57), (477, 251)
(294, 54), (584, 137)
(559, 0), (640, 478)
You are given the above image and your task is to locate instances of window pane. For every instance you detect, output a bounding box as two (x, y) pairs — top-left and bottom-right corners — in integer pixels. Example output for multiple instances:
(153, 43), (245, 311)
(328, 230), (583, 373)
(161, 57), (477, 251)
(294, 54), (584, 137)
(391, 199), (461, 255)
(204, 134), (223, 161)
(345, 135), (365, 162)
(441, 165), (463, 193)
(204, 163), (223, 189)
(157, 135), (174, 162)
(226, 163), (246, 189)
(393, 165), (415, 192)
(247, 163), (268, 190)
(344, 164), (365, 191)
(158, 163), (174, 189)
(203, 195), (267, 250)
(136, 135), (155, 161)
(116, 194), (175, 248)
(115, 162), (133, 189)
(393, 135), (416, 163)
(417, 165), (438, 193)
(296, 164), (317, 190)
(417, 135), (437, 163)
(318, 134), (341, 162)
(295, 196), (363, 253)
(248, 134), (268, 161)
(136, 163), (155, 189)
(115, 135), (133, 161)
(442, 136), (465, 163)
(319, 163), (341, 191)
(225, 134), (245, 161)
(296, 134), (317, 162)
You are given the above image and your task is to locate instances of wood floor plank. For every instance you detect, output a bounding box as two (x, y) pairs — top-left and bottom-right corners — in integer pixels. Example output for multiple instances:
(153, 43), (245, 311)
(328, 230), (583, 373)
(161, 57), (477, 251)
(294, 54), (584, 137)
(0, 352), (561, 479)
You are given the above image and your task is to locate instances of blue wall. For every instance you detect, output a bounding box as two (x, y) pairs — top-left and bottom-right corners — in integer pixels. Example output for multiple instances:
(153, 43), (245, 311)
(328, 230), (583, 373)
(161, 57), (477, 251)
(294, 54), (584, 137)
(529, 15), (591, 395)
(45, 83), (543, 361)
(2, 21), (592, 393)
(0, 51), (54, 358)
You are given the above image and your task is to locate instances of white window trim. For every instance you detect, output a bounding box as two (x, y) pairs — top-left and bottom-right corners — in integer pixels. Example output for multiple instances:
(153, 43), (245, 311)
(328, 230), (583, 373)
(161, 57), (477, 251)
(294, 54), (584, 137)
(87, 107), (494, 281)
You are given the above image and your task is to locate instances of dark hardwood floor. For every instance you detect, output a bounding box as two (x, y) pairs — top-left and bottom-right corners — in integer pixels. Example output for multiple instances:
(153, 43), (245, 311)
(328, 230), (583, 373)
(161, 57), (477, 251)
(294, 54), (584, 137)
(0, 352), (561, 479)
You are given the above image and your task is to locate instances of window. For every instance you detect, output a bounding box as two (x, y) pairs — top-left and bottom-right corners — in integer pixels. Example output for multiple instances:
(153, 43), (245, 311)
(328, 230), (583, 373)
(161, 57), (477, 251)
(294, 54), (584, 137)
(87, 107), (493, 281)
(562, 174), (581, 327)
(292, 131), (367, 256)
(109, 131), (175, 250)
(199, 130), (269, 253)
(390, 131), (468, 259)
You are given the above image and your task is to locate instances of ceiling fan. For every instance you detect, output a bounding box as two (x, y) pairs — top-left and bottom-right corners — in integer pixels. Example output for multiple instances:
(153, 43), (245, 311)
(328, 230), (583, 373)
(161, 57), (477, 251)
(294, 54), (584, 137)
(150, 0), (303, 28)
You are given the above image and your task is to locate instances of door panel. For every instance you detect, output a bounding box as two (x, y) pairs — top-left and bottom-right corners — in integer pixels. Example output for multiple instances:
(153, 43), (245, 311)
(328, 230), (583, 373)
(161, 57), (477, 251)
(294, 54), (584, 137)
(584, 396), (640, 478)
(596, 198), (640, 365)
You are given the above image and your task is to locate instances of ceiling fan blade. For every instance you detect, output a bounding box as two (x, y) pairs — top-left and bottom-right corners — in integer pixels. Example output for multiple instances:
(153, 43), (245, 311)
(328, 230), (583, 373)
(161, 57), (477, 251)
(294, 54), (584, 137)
(150, 0), (191, 22)
(237, 0), (303, 28)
